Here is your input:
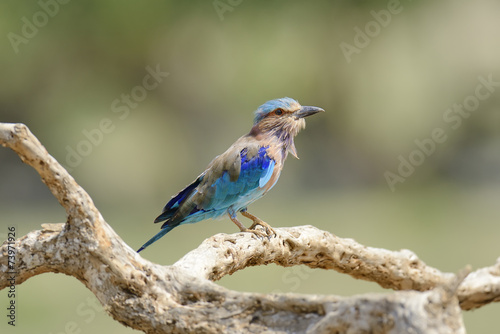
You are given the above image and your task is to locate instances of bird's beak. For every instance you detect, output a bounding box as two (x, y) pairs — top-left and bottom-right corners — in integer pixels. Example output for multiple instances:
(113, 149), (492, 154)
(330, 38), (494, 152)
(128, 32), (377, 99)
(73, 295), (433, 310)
(293, 106), (325, 119)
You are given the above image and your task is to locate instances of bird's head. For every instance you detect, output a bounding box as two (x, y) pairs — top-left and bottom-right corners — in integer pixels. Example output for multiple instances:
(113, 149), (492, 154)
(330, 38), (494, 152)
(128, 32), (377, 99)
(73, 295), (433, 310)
(251, 97), (324, 158)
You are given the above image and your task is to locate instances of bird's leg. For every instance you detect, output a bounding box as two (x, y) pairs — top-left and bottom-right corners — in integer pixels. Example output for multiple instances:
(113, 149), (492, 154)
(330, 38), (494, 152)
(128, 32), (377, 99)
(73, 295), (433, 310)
(228, 212), (267, 238)
(240, 210), (276, 237)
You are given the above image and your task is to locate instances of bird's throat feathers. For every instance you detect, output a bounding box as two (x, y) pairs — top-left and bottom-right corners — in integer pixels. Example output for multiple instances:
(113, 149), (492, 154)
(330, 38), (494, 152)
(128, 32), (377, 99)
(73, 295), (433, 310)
(249, 118), (304, 159)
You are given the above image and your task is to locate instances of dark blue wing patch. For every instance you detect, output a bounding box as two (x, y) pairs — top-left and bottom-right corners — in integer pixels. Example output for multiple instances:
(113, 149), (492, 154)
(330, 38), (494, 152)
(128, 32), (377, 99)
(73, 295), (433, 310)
(203, 146), (275, 211)
(154, 175), (203, 223)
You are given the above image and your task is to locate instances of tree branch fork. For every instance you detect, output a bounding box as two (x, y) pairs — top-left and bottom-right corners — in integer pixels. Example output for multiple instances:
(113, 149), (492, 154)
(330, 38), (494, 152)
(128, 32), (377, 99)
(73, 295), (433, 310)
(1, 122), (499, 333)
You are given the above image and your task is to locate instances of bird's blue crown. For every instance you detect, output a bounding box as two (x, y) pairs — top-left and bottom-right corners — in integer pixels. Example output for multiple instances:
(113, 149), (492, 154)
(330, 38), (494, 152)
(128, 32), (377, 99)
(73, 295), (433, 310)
(253, 97), (299, 124)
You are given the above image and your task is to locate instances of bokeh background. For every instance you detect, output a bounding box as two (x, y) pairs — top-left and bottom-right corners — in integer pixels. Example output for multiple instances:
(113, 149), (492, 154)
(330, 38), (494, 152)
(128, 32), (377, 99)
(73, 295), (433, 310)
(1, 0), (500, 332)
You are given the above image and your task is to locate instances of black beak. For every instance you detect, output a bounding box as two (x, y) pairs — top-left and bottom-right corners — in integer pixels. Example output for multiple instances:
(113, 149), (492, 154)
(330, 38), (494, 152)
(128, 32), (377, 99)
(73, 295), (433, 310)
(294, 106), (325, 119)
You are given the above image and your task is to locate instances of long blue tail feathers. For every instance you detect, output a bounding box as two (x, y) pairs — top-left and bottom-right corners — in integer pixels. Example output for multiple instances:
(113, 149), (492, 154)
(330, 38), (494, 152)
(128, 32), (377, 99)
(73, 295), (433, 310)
(137, 225), (176, 252)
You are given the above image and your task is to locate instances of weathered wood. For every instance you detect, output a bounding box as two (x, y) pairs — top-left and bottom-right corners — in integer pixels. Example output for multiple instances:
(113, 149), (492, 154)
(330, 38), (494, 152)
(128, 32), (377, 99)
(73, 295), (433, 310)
(0, 122), (497, 333)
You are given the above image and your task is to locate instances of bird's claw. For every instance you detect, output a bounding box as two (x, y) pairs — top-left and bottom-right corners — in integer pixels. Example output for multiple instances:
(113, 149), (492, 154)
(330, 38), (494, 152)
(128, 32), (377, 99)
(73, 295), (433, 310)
(247, 220), (276, 239)
(243, 228), (268, 239)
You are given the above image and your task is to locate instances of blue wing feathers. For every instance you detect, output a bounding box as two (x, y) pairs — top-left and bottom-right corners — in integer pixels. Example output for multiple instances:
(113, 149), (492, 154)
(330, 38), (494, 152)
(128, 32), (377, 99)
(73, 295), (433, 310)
(156, 146), (274, 224)
(259, 160), (275, 187)
(154, 176), (203, 223)
(141, 145), (278, 252)
(202, 146), (274, 211)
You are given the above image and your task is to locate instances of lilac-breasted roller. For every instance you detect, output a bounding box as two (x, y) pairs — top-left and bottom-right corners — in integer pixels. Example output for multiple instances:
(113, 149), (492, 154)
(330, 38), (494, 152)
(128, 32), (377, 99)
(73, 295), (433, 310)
(137, 97), (324, 252)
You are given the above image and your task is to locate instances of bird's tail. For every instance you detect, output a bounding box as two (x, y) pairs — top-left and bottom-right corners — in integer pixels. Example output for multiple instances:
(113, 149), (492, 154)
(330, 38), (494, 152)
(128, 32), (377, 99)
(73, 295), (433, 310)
(137, 225), (176, 253)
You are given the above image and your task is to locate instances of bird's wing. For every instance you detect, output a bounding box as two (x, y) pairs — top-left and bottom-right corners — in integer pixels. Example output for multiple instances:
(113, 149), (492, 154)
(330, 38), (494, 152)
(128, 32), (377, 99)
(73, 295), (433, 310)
(153, 174), (204, 224)
(141, 173), (205, 253)
(198, 145), (276, 212)
(155, 142), (277, 229)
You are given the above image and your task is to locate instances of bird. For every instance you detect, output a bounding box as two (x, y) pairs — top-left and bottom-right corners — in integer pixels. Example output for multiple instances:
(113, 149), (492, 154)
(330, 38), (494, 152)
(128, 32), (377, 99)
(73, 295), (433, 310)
(137, 97), (324, 252)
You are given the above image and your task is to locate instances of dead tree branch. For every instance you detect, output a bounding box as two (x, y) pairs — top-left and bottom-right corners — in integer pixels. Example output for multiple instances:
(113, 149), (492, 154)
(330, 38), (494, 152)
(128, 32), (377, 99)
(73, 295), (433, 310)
(0, 122), (498, 333)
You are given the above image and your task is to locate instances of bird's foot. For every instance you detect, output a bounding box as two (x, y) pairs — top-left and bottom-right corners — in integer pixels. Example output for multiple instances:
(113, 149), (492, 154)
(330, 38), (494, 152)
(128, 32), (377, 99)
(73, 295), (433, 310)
(247, 220), (276, 239)
(229, 211), (277, 239)
(241, 227), (269, 239)
(240, 210), (276, 239)
(228, 212), (267, 239)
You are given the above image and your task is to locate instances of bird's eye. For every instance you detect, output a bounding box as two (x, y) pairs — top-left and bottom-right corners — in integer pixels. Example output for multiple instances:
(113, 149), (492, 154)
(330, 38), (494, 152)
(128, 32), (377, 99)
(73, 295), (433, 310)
(274, 108), (283, 116)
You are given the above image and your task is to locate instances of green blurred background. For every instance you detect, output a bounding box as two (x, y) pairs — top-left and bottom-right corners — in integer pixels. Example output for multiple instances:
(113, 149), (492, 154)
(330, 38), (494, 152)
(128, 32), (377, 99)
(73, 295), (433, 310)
(1, 0), (500, 333)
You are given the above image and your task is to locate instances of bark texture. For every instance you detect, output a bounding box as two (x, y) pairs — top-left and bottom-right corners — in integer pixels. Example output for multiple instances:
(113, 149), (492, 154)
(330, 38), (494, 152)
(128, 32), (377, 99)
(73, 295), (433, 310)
(1, 122), (499, 333)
